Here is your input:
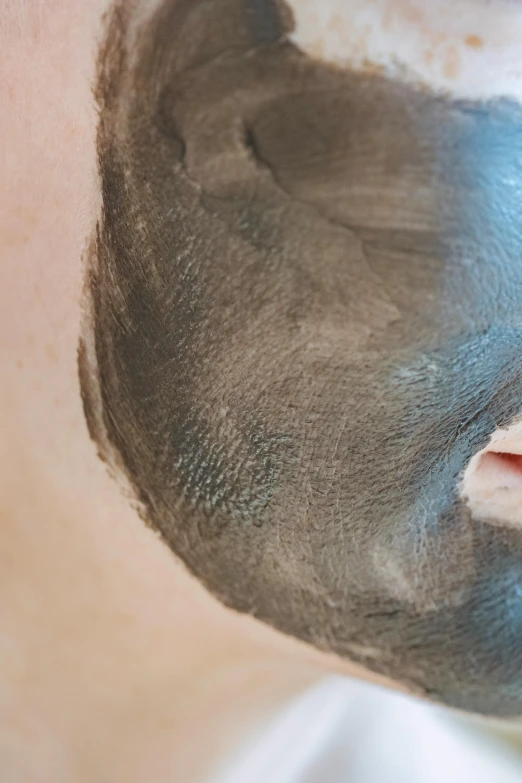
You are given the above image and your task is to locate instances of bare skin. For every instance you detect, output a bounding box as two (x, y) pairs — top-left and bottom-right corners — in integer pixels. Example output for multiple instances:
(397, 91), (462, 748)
(2, 1), (522, 781)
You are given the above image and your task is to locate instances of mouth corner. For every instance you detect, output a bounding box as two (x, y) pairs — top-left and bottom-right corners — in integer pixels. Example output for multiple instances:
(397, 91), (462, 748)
(461, 422), (522, 531)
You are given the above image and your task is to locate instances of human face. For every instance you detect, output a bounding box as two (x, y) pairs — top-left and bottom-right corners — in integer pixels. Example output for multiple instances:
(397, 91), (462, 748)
(82, 0), (522, 716)
(2, 15), (522, 783)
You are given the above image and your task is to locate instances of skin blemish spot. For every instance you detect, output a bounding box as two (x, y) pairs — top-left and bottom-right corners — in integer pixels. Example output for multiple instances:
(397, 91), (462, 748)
(423, 48), (435, 67)
(443, 46), (461, 80)
(465, 34), (484, 51)
(45, 343), (58, 364)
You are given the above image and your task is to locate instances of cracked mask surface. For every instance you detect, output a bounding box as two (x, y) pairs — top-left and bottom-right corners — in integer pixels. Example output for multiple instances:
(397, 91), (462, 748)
(81, 0), (522, 715)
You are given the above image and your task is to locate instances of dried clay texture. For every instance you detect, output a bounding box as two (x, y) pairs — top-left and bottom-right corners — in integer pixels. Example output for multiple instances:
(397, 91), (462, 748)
(81, 0), (522, 715)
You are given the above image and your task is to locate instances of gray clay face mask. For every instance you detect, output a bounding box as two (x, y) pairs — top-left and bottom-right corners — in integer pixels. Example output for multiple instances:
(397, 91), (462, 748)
(80, 0), (522, 716)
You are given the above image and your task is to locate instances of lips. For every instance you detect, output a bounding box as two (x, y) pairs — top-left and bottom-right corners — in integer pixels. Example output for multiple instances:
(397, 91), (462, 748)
(462, 420), (522, 535)
(495, 453), (522, 474)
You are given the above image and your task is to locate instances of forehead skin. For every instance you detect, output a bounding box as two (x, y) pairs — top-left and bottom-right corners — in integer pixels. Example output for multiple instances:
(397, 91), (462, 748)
(81, 0), (522, 715)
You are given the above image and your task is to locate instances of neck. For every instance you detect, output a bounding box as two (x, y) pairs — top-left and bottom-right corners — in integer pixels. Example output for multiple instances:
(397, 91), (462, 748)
(0, 441), (327, 781)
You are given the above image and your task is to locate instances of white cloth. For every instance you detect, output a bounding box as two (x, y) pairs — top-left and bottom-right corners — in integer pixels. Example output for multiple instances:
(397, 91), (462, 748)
(212, 677), (522, 783)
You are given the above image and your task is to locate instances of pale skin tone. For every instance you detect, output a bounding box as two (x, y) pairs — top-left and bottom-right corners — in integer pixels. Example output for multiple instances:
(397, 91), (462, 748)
(2, 1), (522, 781)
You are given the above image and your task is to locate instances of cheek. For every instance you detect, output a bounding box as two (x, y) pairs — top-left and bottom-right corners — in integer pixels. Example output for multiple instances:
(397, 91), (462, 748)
(287, 0), (522, 101)
(87, 0), (522, 717)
